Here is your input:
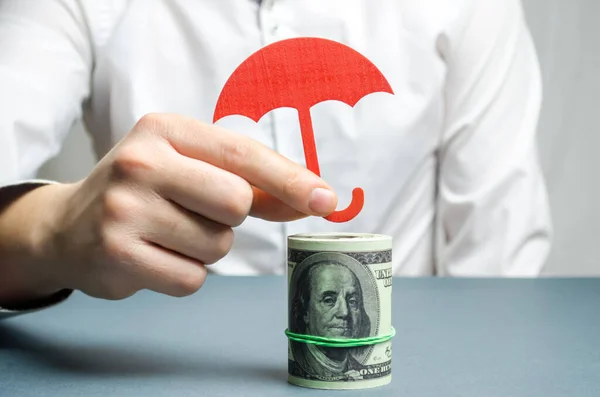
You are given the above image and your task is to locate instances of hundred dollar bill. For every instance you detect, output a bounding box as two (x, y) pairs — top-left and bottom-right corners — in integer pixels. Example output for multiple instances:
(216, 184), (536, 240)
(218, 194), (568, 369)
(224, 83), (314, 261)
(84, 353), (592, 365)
(287, 233), (393, 390)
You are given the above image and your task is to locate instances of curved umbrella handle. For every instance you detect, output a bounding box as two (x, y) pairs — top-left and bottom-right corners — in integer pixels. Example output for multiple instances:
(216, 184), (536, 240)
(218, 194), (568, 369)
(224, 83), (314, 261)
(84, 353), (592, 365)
(298, 108), (364, 223)
(324, 187), (364, 223)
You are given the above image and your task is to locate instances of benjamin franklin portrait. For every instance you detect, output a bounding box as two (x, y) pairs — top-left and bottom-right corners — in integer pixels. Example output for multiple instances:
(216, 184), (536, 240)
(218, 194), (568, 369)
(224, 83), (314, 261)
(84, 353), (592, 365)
(288, 252), (379, 381)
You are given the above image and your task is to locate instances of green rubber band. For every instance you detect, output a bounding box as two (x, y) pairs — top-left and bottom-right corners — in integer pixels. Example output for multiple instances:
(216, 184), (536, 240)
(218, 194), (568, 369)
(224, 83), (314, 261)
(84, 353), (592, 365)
(284, 327), (395, 348)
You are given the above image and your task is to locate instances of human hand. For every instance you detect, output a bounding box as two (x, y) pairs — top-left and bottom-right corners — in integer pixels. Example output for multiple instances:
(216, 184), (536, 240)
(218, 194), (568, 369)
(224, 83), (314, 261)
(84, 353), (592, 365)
(37, 114), (338, 300)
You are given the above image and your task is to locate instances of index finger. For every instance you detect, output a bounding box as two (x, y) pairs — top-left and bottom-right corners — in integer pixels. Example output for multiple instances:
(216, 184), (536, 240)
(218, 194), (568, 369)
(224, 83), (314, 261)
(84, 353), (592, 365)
(150, 113), (339, 217)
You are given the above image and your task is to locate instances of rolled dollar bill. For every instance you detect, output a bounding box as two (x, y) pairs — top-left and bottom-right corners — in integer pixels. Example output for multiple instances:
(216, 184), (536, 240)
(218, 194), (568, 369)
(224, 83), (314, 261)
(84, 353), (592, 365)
(286, 232), (393, 390)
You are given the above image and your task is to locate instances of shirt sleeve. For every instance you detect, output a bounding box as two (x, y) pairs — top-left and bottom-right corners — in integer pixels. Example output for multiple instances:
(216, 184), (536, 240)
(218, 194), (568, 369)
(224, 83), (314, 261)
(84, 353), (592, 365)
(0, 288), (73, 320)
(434, 0), (552, 276)
(0, 0), (92, 185)
(0, 0), (92, 316)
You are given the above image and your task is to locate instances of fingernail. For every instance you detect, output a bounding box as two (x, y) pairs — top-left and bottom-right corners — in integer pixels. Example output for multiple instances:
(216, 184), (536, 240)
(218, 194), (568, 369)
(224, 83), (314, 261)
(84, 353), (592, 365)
(308, 188), (336, 215)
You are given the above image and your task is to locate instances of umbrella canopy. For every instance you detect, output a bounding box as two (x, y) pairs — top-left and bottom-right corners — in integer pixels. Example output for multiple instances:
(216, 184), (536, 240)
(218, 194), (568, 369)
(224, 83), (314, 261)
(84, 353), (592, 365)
(213, 37), (394, 222)
(213, 37), (393, 123)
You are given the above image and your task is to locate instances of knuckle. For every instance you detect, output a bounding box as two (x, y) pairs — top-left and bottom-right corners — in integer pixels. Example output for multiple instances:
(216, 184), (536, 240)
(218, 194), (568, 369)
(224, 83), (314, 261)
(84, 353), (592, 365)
(112, 145), (157, 180)
(160, 214), (182, 237)
(172, 268), (207, 297)
(181, 161), (209, 188)
(221, 141), (251, 170)
(101, 235), (123, 262)
(134, 113), (169, 133)
(102, 187), (139, 222)
(222, 181), (253, 226)
(101, 229), (136, 263)
(96, 271), (137, 301)
(103, 282), (137, 301)
(205, 227), (234, 264)
(282, 170), (302, 198)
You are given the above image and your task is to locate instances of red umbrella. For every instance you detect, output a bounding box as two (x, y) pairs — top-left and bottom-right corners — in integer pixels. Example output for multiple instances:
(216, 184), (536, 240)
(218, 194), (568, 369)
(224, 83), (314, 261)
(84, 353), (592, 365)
(213, 37), (394, 222)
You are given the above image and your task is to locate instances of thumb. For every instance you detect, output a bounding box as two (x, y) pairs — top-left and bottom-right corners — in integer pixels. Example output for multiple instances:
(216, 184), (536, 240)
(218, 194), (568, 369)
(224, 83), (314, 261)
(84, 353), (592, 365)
(249, 186), (337, 222)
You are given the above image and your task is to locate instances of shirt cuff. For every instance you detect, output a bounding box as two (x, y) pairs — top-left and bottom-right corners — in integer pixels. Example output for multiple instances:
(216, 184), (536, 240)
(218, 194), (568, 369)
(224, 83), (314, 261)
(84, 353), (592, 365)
(0, 178), (59, 193)
(0, 289), (73, 319)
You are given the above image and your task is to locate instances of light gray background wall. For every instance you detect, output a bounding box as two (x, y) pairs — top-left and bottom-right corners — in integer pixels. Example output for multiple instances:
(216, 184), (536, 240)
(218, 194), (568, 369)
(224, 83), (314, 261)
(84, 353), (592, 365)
(37, 0), (600, 275)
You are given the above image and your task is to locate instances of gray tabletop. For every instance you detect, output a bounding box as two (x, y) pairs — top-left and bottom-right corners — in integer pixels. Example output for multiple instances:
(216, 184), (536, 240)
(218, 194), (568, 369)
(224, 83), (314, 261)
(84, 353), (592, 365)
(1, 276), (599, 396)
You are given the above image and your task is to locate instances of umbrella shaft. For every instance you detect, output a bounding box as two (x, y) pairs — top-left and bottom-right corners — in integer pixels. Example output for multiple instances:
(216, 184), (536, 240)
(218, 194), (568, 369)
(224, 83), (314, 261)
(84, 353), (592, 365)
(297, 107), (321, 176)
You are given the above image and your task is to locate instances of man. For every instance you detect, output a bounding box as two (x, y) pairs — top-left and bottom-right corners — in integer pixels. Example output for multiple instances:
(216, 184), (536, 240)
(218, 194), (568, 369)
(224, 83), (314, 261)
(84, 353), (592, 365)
(0, 0), (552, 316)
(289, 258), (371, 380)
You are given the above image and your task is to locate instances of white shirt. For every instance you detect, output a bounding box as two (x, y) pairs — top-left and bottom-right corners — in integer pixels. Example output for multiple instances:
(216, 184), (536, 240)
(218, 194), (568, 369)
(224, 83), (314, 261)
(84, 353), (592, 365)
(0, 0), (552, 277)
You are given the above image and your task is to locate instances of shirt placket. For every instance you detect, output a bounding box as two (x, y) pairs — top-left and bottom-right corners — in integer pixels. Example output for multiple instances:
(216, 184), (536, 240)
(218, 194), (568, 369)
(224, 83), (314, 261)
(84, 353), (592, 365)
(256, 0), (300, 251)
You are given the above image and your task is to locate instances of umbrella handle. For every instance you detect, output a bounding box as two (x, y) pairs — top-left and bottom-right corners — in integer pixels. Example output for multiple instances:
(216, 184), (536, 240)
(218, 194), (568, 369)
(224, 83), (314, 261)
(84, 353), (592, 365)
(324, 187), (364, 223)
(298, 108), (364, 223)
